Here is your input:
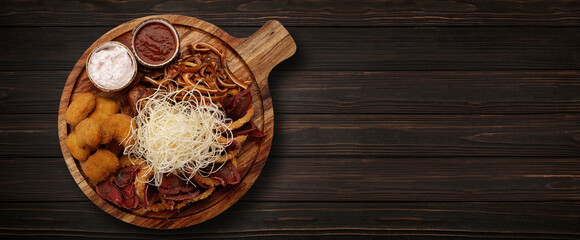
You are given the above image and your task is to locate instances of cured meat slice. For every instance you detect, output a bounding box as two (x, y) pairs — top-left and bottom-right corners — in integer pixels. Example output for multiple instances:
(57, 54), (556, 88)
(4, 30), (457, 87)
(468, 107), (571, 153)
(143, 183), (158, 210)
(164, 190), (201, 201)
(232, 120), (264, 138)
(121, 184), (135, 198)
(191, 173), (220, 187)
(225, 139), (241, 152)
(114, 165), (141, 188)
(96, 181), (124, 207)
(174, 186), (215, 210)
(124, 194), (139, 209)
(210, 161), (241, 186)
(165, 199), (175, 211)
(222, 88), (252, 121)
(158, 174), (195, 195)
(127, 84), (155, 112)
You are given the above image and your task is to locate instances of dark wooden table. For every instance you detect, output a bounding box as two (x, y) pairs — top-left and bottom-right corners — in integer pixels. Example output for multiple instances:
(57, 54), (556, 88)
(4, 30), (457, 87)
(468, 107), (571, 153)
(1, 1), (579, 239)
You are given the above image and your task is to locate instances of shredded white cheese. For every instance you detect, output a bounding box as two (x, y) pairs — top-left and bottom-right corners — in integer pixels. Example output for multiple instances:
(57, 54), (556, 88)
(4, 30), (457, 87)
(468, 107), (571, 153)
(124, 84), (233, 186)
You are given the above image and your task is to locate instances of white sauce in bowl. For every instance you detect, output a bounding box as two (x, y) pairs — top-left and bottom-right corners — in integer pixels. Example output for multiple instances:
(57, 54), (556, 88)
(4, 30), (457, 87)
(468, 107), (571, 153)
(87, 42), (136, 91)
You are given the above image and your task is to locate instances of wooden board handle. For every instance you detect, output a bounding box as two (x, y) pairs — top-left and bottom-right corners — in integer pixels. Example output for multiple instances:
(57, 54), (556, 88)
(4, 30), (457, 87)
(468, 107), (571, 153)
(232, 20), (296, 85)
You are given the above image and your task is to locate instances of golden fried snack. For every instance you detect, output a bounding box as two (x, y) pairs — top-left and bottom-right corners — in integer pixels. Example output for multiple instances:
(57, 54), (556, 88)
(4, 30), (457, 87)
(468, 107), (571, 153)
(119, 155), (146, 168)
(100, 113), (134, 147)
(88, 96), (120, 124)
(65, 92), (96, 125)
(216, 148), (240, 163)
(65, 131), (91, 161)
(105, 140), (124, 156)
(228, 105), (254, 130)
(193, 174), (220, 187)
(175, 186), (215, 210)
(134, 165), (153, 204)
(118, 155), (132, 167)
(215, 135), (247, 163)
(75, 118), (101, 149)
(133, 166), (171, 212)
(146, 199), (172, 212)
(82, 149), (120, 182)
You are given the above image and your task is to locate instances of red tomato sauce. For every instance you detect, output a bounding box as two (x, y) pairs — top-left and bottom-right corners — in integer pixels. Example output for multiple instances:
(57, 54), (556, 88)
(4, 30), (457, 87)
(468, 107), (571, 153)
(133, 22), (177, 65)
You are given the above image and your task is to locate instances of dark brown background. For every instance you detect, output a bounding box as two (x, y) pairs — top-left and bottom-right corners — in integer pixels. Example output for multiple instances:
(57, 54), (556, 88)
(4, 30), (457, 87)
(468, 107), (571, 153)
(1, 0), (579, 239)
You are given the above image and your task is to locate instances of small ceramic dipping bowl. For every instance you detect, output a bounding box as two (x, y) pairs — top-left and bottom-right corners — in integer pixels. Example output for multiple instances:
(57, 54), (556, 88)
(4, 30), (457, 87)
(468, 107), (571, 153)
(86, 41), (137, 92)
(131, 18), (180, 68)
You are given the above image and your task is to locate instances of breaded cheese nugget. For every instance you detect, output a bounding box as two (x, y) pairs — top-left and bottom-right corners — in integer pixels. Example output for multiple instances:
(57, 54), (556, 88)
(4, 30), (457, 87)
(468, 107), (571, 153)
(88, 96), (120, 124)
(105, 140), (124, 156)
(65, 92), (96, 125)
(65, 131), (91, 161)
(82, 149), (120, 182)
(119, 155), (145, 167)
(101, 114), (134, 147)
(75, 118), (101, 149)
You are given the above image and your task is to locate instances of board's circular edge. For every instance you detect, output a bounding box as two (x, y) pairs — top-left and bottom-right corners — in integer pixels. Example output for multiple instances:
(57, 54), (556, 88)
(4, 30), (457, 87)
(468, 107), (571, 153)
(57, 14), (275, 229)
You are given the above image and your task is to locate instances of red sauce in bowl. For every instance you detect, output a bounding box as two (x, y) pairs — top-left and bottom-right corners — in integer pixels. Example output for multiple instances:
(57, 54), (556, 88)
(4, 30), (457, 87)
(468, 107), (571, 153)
(133, 21), (178, 66)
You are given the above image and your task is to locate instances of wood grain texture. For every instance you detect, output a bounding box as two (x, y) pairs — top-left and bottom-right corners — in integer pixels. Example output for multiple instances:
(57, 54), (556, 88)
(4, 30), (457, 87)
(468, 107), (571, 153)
(2, 26), (580, 72)
(2, 113), (578, 158)
(271, 114), (580, 158)
(57, 15), (294, 229)
(2, 0), (580, 27)
(269, 70), (580, 114)
(1, 157), (579, 202)
(3, 70), (580, 115)
(5, 113), (575, 159)
(1, 0), (579, 238)
(0, 202), (579, 239)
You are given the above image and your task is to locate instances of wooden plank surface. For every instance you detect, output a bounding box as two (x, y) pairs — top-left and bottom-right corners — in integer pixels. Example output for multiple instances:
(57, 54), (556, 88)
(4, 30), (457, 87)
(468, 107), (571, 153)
(1, 157), (579, 202)
(2, 27), (580, 72)
(1, 114), (578, 158)
(2, 0), (580, 27)
(1, 0), (579, 238)
(3, 70), (580, 115)
(0, 202), (579, 239)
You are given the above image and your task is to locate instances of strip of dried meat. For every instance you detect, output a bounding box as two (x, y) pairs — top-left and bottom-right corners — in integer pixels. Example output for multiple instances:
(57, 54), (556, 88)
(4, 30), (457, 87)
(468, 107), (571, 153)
(96, 181), (124, 207)
(210, 161), (241, 186)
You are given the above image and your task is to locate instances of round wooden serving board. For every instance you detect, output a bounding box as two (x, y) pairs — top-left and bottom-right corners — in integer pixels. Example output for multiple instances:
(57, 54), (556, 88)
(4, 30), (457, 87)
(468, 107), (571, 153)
(58, 15), (296, 229)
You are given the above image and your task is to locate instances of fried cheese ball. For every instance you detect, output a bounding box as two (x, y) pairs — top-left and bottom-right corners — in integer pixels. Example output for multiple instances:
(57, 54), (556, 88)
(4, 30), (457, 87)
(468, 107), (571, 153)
(65, 131), (91, 161)
(75, 118), (101, 149)
(105, 140), (124, 156)
(119, 155), (146, 167)
(100, 113), (134, 147)
(82, 149), (120, 182)
(88, 96), (120, 124)
(65, 92), (96, 125)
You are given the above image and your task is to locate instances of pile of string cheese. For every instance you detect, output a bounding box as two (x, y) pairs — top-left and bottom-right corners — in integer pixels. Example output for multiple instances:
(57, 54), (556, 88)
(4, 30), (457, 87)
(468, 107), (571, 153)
(124, 85), (233, 186)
